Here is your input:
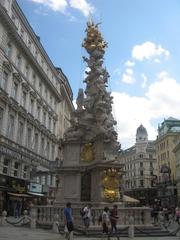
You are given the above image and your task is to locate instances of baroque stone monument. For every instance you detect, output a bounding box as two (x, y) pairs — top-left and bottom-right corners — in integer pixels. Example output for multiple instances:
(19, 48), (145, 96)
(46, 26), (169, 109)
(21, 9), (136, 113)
(56, 21), (124, 205)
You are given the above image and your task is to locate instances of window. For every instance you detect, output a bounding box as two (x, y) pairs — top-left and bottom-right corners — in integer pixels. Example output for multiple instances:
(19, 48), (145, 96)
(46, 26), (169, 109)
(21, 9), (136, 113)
(150, 171), (153, 176)
(11, 81), (18, 100)
(39, 81), (42, 95)
(139, 154), (143, 158)
(3, 158), (10, 174)
(45, 89), (48, 99)
(0, 107), (4, 131)
(27, 127), (32, 148)
(25, 65), (29, 79)
(140, 170), (143, 176)
(41, 138), (44, 155)
(149, 154), (153, 159)
(16, 54), (21, 69)
(34, 133), (39, 152)
(33, 74), (36, 87)
(150, 162), (153, 168)
(50, 95), (52, 105)
(7, 114), (14, 139)
(37, 105), (41, 120)
(140, 162), (143, 167)
(22, 91), (26, 108)
(14, 161), (19, 177)
(17, 121), (24, 144)
(43, 111), (46, 126)
(20, 27), (24, 38)
(30, 98), (34, 115)
(34, 49), (38, 59)
(46, 142), (49, 159)
(53, 121), (56, 133)
(23, 165), (28, 179)
(48, 117), (51, 130)
(140, 180), (144, 187)
(1, 71), (8, 90)
(51, 144), (55, 160)
(6, 43), (12, 57)
(28, 39), (32, 50)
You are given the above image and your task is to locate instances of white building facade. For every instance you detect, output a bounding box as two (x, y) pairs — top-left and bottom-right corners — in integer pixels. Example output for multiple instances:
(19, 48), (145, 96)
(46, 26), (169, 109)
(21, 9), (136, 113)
(0, 0), (74, 212)
(121, 125), (157, 205)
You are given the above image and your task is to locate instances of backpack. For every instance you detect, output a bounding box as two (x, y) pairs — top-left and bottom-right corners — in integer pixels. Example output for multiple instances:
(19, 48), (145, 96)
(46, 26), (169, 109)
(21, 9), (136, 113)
(80, 208), (85, 217)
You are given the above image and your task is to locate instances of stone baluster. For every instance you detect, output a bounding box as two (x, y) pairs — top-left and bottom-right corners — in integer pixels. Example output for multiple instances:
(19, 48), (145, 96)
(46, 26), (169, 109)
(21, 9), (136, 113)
(53, 214), (60, 233)
(30, 207), (37, 229)
(23, 210), (29, 224)
(128, 216), (134, 238)
(144, 208), (151, 225)
(0, 210), (7, 226)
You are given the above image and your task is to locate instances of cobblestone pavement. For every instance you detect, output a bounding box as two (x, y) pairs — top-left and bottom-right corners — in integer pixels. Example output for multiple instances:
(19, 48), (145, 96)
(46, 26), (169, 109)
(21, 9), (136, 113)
(0, 226), (179, 240)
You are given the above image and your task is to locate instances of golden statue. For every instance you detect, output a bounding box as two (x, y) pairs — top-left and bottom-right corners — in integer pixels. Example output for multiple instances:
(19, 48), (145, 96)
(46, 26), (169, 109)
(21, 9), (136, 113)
(80, 143), (94, 161)
(82, 21), (107, 53)
(102, 168), (120, 201)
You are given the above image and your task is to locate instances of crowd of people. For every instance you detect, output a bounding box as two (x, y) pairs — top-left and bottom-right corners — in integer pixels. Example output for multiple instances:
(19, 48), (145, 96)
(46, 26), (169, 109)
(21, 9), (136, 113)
(63, 202), (119, 240)
(151, 203), (180, 226)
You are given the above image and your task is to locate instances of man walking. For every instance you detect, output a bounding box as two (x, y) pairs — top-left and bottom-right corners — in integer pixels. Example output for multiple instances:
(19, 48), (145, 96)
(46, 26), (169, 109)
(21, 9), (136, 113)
(64, 202), (74, 240)
(109, 205), (118, 234)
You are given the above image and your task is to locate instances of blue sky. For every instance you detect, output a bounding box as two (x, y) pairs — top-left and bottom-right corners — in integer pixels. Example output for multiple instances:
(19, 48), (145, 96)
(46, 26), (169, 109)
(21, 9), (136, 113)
(17, 0), (180, 148)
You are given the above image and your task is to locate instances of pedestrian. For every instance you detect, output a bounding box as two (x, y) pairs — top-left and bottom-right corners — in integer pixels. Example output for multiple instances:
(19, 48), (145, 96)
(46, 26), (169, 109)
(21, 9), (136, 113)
(82, 203), (92, 233)
(64, 202), (74, 240)
(109, 204), (118, 234)
(102, 206), (110, 235)
(175, 205), (180, 224)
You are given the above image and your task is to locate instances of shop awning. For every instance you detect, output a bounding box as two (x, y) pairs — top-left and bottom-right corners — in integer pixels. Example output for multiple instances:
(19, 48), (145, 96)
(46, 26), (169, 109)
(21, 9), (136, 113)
(8, 192), (32, 197)
(27, 192), (44, 196)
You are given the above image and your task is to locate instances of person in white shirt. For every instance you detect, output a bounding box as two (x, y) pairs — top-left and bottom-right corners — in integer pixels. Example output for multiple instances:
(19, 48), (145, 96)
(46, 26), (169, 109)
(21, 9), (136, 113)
(82, 204), (92, 233)
(102, 206), (110, 234)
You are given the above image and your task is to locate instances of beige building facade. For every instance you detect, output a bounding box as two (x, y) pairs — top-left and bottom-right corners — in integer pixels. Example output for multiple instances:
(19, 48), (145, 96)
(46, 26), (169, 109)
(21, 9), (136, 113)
(0, 0), (74, 212)
(121, 125), (157, 205)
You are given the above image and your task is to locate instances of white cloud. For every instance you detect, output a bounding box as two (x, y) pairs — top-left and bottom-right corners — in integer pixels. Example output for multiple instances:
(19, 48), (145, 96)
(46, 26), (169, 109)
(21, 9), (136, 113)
(29, 0), (95, 16)
(121, 68), (136, 84)
(112, 72), (180, 149)
(125, 60), (135, 67)
(141, 73), (148, 88)
(121, 73), (136, 84)
(31, 0), (67, 12)
(132, 41), (170, 61)
(69, 0), (95, 17)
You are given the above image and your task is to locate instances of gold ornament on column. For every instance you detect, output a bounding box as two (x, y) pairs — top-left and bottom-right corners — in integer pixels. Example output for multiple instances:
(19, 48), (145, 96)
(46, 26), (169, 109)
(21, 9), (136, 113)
(102, 168), (120, 201)
(80, 143), (94, 162)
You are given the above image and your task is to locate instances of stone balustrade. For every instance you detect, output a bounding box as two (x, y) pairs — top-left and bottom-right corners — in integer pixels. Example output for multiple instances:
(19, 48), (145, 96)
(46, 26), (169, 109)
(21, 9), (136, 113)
(32, 205), (151, 227)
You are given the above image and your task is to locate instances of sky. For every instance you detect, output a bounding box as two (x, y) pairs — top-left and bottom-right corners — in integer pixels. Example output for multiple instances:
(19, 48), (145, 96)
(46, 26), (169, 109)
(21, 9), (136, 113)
(17, 0), (180, 149)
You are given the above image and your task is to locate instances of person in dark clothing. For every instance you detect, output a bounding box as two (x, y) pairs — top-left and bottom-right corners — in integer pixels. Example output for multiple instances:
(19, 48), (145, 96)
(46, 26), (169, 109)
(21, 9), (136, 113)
(109, 205), (118, 234)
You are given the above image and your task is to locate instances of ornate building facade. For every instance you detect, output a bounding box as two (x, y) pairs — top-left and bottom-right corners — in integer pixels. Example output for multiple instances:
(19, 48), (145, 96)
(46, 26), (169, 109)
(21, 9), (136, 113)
(0, 0), (74, 213)
(155, 117), (180, 206)
(121, 125), (157, 205)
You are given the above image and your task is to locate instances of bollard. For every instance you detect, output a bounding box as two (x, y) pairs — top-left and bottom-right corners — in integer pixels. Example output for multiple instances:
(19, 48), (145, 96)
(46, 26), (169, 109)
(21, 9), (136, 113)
(0, 210), (7, 226)
(52, 214), (60, 233)
(128, 216), (134, 238)
(30, 208), (37, 229)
